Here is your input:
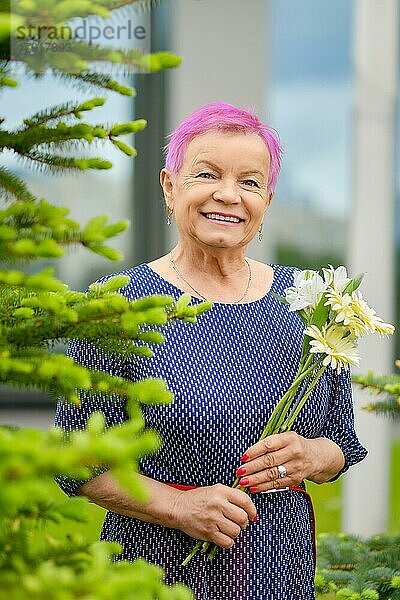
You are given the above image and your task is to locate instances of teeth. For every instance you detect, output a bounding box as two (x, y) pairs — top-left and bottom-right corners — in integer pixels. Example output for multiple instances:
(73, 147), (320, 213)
(205, 213), (240, 223)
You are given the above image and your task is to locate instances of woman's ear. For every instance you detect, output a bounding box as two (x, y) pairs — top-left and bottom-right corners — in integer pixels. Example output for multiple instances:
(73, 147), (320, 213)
(160, 168), (175, 212)
(266, 191), (274, 210)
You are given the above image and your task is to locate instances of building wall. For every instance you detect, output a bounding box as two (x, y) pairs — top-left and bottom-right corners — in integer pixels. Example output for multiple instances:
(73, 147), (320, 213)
(166, 0), (272, 262)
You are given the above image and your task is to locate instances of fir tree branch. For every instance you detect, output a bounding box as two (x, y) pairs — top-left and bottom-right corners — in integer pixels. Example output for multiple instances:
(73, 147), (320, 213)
(22, 98), (106, 127)
(0, 269), (66, 293)
(21, 40), (146, 75)
(0, 2), (196, 598)
(352, 371), (400, 392)
(1, 123), (109, 153)
(4, 287), (208, 353)
(15, 34), (180, 79)
(0, 345), (174, 407)
(363, 397), (400, 419)
(316, 533), (400, 599)
(17, 151), (113, 173)
(54, 70), (135, 96)
(0, 166), (37, 202)
(0, 60), (18, 87)
(0, 203), (131, 262)
(8, 0), (163, 27)
(353, 366), (400, 419)
(110, 0), (164, 12)
(1, 103), (147, 174)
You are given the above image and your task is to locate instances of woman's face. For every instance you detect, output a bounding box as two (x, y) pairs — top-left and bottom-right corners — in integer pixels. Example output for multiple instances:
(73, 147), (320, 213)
(160, 131), (273, 251)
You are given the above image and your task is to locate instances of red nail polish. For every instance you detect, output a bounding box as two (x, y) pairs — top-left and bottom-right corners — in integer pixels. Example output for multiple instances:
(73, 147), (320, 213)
(236, 467), (247, 476)
(240, 453), (249, 462)
(249, 486), (258, 493)
(252, 514), (259, 522)
(240, 478), (250, 486)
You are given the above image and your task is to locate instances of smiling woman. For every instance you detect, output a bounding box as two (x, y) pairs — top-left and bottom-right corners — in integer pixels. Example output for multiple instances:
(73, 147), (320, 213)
(55, 102), (367, 600)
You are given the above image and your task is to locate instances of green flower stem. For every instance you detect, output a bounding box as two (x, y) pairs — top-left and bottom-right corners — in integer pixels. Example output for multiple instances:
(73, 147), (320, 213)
(181, 541), (203, 566)
(260, 365), (306, 436)
(277, 375), (312, 431)
(280, 363), (326, 432)
(277, 356), (324, 430)
(231, 479), (247, 491)
(207, 544), (218, 560)
(261, 388), (295, 436)
(264, 355), (320, 436)
(264, 355), (313, 431)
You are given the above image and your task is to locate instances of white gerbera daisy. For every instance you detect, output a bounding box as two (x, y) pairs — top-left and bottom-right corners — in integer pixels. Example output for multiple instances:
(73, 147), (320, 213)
(285, 270), (327, 314)
(322, 265), (351, 292)
(349, 291), (379, 333)
(325, 288), (355, 326)
(347, 291), (395, 338)
(370, 318), (395, 338)
(304, 324), (360, 374)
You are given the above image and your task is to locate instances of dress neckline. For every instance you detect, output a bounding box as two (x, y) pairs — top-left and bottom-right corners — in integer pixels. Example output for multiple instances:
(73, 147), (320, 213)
(142, 262), (279, 307)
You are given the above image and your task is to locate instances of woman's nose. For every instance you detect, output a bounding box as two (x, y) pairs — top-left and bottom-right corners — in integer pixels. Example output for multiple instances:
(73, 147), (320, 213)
(212, 180), (241, 203)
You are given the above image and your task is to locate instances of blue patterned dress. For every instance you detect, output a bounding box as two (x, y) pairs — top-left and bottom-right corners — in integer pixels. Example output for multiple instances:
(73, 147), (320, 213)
(55, 262), (367, 600)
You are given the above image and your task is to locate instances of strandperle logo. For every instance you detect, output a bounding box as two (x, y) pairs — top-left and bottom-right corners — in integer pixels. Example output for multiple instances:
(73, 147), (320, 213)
(10, 6), (151, 74)
(15, 22), (148, 44)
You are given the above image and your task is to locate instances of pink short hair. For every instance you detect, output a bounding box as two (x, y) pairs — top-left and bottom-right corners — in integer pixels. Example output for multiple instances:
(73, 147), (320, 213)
(163, 102), (283, 193)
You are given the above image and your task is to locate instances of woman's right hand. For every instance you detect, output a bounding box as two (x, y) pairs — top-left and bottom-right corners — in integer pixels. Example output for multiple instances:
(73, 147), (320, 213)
(170, 483), (258, 548)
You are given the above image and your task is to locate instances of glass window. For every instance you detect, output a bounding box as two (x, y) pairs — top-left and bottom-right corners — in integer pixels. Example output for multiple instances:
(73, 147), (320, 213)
(268, 0), (354, 271)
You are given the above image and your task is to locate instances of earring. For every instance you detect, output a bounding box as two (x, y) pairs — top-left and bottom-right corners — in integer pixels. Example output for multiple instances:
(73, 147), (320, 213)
(167, 208), (173, 226)
(258, 222), (263, 242)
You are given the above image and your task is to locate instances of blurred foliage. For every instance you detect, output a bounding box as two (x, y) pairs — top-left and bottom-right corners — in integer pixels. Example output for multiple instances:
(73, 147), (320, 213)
(352, 360), (400, 420)
(0, 0), (206, 598)
(275, 242), (344, 274)
(307, 479), (342, 533)
(389, 441), (400, 534)
(316, 533), (400, 599)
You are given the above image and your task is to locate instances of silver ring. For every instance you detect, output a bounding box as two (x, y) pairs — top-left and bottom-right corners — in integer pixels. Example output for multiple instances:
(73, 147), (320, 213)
(277, 465), (287, 479)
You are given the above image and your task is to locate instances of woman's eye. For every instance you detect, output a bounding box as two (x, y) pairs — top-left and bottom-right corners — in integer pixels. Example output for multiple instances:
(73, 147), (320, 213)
(196, 172), (215, 179)
(242, 179), (260, 188)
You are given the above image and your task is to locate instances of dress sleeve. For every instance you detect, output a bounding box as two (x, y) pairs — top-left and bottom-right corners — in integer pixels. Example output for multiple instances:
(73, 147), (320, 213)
(55, 337), (129, 496)
(321, 366), (368, 482)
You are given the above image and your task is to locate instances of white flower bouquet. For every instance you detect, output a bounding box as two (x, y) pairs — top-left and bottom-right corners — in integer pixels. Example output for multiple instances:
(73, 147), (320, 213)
(182, 265), (395, 565)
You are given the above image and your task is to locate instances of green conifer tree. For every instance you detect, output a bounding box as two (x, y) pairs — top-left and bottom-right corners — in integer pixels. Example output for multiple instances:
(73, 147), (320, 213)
(0, 1), (211, 597)
(352, 360), (400, 420)
(315, 533), (400, 599)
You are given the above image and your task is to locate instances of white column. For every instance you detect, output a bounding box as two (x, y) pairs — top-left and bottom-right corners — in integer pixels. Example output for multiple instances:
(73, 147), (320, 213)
(166, 0), (272, 262)
(345, 0), (398, 535)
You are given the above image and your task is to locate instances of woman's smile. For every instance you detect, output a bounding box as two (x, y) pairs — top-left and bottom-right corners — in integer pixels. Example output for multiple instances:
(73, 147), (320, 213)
(200, 211), (245, 227)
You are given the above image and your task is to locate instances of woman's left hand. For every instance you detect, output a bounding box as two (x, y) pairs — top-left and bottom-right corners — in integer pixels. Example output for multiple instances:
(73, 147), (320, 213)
(235, 431), (315, 492)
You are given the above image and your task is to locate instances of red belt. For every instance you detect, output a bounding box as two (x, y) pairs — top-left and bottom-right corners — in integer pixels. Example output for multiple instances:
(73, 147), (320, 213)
(165, 482), (316, 570)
